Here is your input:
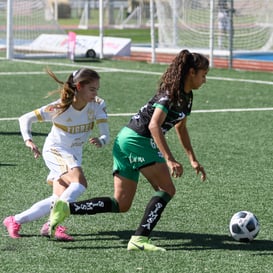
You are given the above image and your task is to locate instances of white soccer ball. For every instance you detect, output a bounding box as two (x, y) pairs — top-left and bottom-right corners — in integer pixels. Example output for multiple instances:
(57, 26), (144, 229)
(229, 211), (260, 242)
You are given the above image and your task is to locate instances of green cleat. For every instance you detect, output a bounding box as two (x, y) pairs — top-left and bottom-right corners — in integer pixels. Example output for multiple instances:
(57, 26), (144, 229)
(127, 235), (166, 251)
(49, 200), (70, 238)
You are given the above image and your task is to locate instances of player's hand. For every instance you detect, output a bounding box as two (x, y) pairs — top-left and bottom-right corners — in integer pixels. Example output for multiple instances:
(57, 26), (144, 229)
(25, 139), (41, 159)
(89, 137), (102, 148)
(191, 161), (206, 181)
(167, 159), (183, 178)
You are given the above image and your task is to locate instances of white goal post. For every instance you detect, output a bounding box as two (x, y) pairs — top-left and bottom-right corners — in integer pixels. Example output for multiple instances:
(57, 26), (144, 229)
(155, 0), (273, 51)
(2, 0), (107, 59)
(3, 0), (66, 59)
(2, 0), (273, 63)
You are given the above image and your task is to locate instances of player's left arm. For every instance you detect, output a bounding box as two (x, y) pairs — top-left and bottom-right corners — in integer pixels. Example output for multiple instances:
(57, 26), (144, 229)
(175, 118), (206, 181)
(89, 121), (110, 148)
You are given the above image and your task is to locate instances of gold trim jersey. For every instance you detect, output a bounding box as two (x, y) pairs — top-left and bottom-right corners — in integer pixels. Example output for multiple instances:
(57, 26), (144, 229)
(19, 97), (109, 149)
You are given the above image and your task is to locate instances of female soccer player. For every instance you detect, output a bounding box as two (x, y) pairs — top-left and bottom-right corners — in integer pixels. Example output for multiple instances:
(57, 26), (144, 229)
(3, 68), (109, 241)
(50, 49), (208, 250)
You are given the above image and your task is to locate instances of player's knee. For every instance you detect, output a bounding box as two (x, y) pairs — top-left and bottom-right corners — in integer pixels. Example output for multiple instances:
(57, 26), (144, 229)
(166, 185), (176, 197)
(117, 202), (132, 212)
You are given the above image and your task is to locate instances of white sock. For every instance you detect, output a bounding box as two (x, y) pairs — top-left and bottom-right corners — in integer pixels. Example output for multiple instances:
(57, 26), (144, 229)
(59, 182), (86, 202)
(14, 194), (58, 224)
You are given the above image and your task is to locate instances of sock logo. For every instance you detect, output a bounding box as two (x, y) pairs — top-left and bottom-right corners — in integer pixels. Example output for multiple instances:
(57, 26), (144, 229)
(73, 201), (104, 212)
(141, 202), (163, 230)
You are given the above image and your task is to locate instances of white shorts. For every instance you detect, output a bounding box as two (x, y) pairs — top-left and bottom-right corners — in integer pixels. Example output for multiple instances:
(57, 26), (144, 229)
(42, 146), (82, 184)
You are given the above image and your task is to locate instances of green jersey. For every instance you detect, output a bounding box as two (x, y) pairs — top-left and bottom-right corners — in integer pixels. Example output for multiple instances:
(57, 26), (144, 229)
(127, 90), (193, 138)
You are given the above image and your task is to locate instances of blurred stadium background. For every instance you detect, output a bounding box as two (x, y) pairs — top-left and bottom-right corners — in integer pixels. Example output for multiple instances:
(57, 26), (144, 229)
(1, 0), (273, 70)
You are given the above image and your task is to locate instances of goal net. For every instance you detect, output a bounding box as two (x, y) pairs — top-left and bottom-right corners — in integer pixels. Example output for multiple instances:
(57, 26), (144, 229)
(155, 0), (273, 52)
(0, 0), (66, 58)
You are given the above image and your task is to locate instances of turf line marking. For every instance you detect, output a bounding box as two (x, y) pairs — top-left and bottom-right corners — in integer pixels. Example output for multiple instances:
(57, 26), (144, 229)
(208, 76), (273, 86)
(1, 107), (273, 121)
(91, 107), (273, 114)
(192, 107), (273, 113)
(2, 59), (273, 86)
(0, 117), (18, 121)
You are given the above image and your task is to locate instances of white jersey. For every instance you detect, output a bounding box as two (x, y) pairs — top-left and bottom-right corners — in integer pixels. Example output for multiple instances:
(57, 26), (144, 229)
(19, 97), (109, 147)
(19, 97), (110, 182)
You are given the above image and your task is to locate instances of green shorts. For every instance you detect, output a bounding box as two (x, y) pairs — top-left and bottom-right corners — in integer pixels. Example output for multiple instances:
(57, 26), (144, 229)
(112, 126), (166, 182)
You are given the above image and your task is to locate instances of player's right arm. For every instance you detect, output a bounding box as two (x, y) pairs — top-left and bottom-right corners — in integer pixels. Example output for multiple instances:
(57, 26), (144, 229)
(18, 103), (56, 159)
(19, 110), (42, 159)
(148, 107), (183, 178)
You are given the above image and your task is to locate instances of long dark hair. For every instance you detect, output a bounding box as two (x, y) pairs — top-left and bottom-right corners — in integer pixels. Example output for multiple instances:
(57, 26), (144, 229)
(158, 49), (209, 103)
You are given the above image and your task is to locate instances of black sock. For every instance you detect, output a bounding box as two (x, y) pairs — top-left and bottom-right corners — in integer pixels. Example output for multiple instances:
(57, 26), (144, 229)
(134, 191), (172, 237)
(69, 197), (119, 215)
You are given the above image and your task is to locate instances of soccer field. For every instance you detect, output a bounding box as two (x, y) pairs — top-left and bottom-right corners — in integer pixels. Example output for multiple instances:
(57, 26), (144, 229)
(1, 57), (273, 273)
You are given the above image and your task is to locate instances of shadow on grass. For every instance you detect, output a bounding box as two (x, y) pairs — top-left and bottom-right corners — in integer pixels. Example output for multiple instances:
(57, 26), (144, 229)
(0, 131), (47, 137)
(60, 230), (273, 252)
(0, 163), (17, 167)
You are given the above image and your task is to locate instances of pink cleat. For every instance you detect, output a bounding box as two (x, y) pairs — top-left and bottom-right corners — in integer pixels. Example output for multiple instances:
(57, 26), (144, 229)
(3, 216), (21, 239)
(40, 222), (74, 241)
(40, 222), (50, 237)
(55, 225), (74, 241)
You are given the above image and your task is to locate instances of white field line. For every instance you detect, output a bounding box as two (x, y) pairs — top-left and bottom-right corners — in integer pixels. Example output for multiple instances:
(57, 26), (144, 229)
(1, 59), (273, 121)
(1, 107), (273, 121)
(1, 68), (273, 86)
(1, 58), (273, 85)
(109, 108), (273, 115)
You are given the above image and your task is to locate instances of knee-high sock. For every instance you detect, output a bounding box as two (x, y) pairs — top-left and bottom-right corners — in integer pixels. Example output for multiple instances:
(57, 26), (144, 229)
(134, 191), (172, 237)
(59, 182), (86, 202)
(69, 197), (119, 214)
(14, 194), (59, 224)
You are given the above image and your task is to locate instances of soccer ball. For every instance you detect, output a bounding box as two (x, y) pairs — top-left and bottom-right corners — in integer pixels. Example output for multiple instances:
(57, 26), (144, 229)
(229, 211), (260, 242)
